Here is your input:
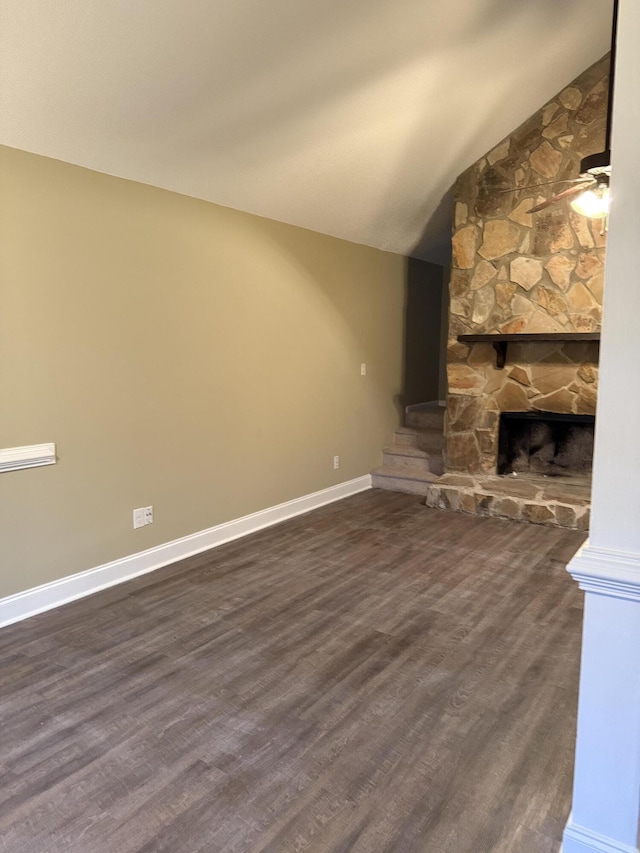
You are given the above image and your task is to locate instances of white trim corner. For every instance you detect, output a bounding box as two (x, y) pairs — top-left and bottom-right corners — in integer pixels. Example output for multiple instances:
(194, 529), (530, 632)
(567, 541), (640, 602)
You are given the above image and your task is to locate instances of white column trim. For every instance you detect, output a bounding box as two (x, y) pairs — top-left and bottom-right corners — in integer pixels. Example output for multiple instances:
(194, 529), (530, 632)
(564, 818), (640, 853)
(567, 541), (640, 603)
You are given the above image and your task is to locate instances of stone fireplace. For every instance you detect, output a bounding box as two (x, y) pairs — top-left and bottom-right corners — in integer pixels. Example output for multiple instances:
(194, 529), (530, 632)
(425, 54), (609, 530)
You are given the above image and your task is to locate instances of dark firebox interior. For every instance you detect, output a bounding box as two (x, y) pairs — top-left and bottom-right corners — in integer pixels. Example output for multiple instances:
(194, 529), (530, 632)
(498, 411), (595, 479)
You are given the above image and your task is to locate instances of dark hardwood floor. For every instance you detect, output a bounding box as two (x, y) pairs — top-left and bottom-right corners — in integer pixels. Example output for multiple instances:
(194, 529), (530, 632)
(0, 490), (586, 852)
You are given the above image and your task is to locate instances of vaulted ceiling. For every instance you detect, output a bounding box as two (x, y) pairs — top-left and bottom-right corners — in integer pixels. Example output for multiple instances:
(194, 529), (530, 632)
(0, 0), (613, 261)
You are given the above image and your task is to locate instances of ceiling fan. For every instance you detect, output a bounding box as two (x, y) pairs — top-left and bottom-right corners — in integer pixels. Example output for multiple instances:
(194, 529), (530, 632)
(503, 0), (618, 223)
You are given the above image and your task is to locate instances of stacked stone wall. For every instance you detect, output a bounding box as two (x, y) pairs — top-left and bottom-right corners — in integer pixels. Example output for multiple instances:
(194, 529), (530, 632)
(446, 55), (608, 474)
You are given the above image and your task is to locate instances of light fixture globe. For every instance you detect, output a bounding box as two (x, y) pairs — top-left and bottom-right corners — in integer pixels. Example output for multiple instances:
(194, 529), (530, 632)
(571, 167), (611, 219)
(570, 175), (611, 219)
(568, 93), (613, 221)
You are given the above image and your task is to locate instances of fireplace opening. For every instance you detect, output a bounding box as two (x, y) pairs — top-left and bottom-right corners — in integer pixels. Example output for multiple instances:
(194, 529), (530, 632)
(497, 411), (595, 480)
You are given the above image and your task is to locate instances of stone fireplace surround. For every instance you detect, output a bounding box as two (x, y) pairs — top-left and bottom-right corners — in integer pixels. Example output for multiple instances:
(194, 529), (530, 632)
(424, 54), (608, 530)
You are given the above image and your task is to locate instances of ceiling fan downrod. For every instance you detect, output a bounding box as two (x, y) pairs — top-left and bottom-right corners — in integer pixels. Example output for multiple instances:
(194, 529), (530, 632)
(579, 0), (617, 178)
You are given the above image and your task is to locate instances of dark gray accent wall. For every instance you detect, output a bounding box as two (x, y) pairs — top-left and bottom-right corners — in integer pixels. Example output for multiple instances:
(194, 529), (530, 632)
(403, 258), (445, 406)
(439, 275), (449, 400)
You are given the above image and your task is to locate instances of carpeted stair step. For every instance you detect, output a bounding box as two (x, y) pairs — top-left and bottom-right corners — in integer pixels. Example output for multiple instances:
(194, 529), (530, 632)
(371, 401), (446, 495)
(394, 427), (444, 454)
(371, 465), (439, 496)
(405, 402), (446, 431)
(383, 445), (444, 476)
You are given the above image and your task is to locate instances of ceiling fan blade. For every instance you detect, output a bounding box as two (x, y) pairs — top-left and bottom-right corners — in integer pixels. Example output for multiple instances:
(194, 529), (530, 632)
(527, 181), (595, 214)
(498, 177), (591, 194)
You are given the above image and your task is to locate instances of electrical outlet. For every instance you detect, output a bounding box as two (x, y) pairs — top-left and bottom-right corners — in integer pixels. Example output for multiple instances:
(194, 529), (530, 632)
(361, 363), (367, 376)
(333, 455), (340, 470)
(133, 506), (153, 528)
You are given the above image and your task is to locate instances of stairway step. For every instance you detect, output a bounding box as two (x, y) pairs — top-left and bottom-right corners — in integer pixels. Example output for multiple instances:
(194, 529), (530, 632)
(371, 402), (445, 495)
(405, 402), (445, 431)
(383, 449), (432, 473)
(395, 427), (444, 453)
(394, 428), (419, 448)
(385, 443), (430, 458)
(383, 446), (444, 476)
(371, 465), (438, 496)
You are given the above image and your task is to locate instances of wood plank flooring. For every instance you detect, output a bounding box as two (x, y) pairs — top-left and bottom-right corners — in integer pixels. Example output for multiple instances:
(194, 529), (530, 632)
(0, 491), (586, 852)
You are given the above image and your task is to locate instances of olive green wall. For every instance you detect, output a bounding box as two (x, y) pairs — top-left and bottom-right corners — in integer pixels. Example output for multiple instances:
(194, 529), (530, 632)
(0, 146), (405, 598)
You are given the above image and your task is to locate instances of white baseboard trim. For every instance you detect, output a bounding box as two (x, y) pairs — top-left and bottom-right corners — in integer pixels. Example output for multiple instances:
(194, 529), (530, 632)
(0, 475), (372, 630)
(563, 820), (639, 853)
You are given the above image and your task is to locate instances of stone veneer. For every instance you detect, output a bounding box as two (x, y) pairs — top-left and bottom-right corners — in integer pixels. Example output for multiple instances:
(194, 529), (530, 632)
(425, 473), (590, 530)
(445, 54), (608, 476)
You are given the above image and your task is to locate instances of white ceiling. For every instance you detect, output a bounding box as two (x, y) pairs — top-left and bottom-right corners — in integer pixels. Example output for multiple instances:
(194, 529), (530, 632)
(0, 0), (613, 261)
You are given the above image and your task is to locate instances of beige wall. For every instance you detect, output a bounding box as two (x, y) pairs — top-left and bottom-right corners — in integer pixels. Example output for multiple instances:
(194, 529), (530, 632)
(0, 146), (405, 598)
